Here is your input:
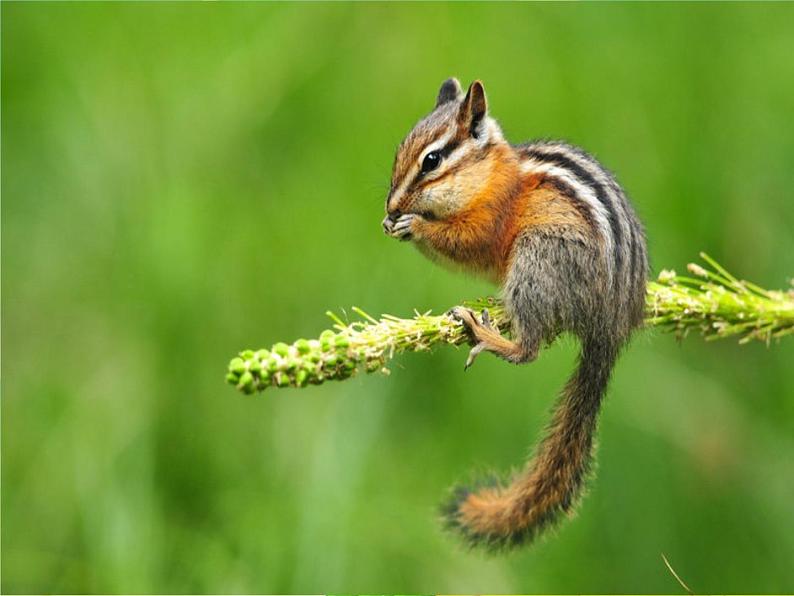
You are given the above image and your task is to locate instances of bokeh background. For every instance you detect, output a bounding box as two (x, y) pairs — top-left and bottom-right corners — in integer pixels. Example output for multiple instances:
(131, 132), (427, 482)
(3, 2), (794, 593)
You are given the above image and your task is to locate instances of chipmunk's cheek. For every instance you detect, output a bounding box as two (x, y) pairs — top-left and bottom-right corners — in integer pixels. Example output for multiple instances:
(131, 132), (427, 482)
(418, 184), (467, 219)
(411, 190), (443, 221)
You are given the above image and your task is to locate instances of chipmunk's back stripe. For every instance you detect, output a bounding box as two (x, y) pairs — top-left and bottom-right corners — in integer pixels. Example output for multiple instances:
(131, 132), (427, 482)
(543, 177), (599, 233)
(521, 148), (623, 229)
(522, 148), (625, 281)
(626, 218), (637, 283)
(520, 158), (615, 276)
(531, 142), (643, 289)
(630, 217), (647, 293)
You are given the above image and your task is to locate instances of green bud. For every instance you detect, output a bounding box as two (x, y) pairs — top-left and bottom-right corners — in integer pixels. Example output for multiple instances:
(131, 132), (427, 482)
(255, 349), (271, 361)
(320, 330), (335, 351)
(225, 372), (239, 385)
(324, 354), (338, 367)
(229, 358), (246, 374)
(248, 359), (262, 374)
(295, 339), (311, 354)
(241, 350), (255, 360)
(259, 369), (271, 385)
(273, 342), (290, 357)
(334, 335), (350, 349)
(237, 371), (255, 394)
(276, 373), (291, 387)
(295, 369), (309, 387)
(267, 358), (279, 372)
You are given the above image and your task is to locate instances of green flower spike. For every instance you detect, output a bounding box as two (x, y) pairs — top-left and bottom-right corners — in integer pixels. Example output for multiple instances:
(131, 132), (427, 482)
(226, 254), (793, 393)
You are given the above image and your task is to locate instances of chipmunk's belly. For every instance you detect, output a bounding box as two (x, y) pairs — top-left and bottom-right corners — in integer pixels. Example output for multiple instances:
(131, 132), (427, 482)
(415, 239), (500, 284)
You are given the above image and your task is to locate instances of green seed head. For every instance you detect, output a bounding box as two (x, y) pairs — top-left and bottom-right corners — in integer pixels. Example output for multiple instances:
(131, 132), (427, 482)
(273, 342), (290, 357)
(229, 358), (246, 374)
(237, 370), (255, 394)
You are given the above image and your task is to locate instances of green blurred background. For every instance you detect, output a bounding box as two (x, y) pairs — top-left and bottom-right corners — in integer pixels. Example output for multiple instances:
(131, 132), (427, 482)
(3, 2), (794, 593)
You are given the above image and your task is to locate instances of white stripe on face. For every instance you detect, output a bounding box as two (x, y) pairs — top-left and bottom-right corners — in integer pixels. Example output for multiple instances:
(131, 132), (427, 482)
(416, 132), (476, 185)
(387, 176), (410, 213)
(418, 131), (455, 164)
(388, 130), (456, 212)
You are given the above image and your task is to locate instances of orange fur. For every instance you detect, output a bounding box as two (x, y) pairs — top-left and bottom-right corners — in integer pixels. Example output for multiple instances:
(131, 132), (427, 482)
(414, 154), (594, 283)
(454, 398), (596, 540)
(447, 377), (596, 545)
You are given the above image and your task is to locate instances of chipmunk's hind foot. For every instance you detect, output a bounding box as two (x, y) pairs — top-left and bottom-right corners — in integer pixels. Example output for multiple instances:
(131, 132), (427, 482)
(450, 306), (536, 369)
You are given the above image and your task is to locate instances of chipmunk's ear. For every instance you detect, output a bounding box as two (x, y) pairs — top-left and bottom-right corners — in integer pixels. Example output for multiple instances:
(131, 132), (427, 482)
(436, 77), (463, 107)
(459, 80), (488, 139)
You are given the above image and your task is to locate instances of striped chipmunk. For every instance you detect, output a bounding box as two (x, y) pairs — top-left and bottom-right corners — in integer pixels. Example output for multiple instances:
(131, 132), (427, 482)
(382, 78), (648, 549)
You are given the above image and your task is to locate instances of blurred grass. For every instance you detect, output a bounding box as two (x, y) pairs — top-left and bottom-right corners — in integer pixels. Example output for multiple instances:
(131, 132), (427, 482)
(2, 2), (794, 593)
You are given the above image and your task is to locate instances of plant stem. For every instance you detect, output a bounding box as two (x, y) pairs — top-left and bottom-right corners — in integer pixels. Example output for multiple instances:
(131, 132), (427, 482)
(226, 254), (794, 394)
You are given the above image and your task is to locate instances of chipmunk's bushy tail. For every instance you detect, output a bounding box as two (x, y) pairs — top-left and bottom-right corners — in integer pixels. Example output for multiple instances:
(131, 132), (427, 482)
(441, 337), (618, 550)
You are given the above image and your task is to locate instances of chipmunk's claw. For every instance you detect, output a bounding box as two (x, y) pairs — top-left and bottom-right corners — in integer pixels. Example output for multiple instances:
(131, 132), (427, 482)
(464, 342), (486, 370)
(450, 307), (493, 370)
(480, 308), (494, 331)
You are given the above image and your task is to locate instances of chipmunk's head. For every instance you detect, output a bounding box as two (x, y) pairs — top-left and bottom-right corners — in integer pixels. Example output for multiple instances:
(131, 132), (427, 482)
(383, 78), (508, 225)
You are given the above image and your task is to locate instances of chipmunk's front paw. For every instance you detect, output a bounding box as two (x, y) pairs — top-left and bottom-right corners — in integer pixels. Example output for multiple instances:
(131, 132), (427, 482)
(449, 307), (495, 370)
(383, 213), (421, 241)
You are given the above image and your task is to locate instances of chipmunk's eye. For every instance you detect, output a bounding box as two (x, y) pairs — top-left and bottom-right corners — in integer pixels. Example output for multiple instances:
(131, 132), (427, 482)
(421, 151), (441, 174)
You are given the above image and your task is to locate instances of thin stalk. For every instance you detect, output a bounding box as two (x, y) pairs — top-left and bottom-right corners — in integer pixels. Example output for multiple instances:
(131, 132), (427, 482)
(226, 255), (794, 394)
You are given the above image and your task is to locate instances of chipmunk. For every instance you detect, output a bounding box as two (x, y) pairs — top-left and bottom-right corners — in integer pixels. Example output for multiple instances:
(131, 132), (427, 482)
(382, 78), (648, 549)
